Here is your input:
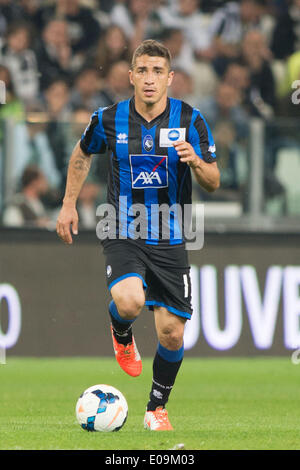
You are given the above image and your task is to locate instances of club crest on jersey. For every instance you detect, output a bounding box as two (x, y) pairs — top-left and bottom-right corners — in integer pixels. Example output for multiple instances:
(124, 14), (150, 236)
(129, 154), (168, 189)
(143, 134), (154, 152)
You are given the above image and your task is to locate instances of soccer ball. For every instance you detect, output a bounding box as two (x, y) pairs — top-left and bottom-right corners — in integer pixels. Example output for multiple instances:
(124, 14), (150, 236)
(75, 384), (128, 432)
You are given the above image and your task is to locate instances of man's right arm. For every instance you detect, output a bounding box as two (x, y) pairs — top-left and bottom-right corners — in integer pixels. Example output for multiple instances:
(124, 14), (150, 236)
(56, 141), (93, 244)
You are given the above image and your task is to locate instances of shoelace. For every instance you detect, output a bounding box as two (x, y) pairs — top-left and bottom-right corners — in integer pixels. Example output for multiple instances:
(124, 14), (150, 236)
(121, 343), (135, 361)
(153, 408), (169, 424)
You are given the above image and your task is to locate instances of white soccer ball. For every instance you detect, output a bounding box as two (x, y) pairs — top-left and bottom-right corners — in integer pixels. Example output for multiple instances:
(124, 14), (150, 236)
(75, 384), (128, 432)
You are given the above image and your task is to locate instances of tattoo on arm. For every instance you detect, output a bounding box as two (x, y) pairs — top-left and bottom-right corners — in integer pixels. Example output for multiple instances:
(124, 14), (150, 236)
(72, 151), (92, 172)
(63, 144), (93, 204)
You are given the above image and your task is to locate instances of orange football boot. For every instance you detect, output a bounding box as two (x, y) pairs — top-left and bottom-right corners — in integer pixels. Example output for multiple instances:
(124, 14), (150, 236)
(110, 325), (142, 377)
(144, 406), (174, 431)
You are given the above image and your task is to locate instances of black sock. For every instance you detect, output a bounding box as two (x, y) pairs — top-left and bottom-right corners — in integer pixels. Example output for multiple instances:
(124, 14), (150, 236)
(147, 343), (184, 411)
(109, 300), (134, 346)
(112, 325), (133, 346)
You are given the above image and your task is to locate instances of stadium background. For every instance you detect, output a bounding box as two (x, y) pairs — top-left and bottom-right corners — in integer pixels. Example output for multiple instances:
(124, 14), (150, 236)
(0, 0), (300, 359)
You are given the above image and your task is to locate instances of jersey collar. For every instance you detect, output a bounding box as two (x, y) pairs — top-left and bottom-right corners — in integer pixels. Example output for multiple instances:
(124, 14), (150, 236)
(129, 96), (170, 129)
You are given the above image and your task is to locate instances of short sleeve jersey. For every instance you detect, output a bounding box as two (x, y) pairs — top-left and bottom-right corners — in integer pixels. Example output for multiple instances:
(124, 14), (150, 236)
(80, 97), (216, 245)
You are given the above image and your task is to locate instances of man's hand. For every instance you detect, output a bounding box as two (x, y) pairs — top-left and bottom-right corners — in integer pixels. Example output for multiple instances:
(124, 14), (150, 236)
(173, 141), (200, 168)
(56, 203), (79, 245)
(56, 141), (92, 244)
(174, 141), (220, 192)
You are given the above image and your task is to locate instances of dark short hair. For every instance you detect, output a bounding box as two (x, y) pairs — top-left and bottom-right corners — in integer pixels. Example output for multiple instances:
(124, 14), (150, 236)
(44, 77), (69, 91)
(5, 21), (32, 40)
(21, 165), (42, 189)
(131, 39), (172, 70)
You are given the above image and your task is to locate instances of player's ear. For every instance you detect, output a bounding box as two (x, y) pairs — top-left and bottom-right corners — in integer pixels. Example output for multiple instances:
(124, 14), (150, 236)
(167, 70), (174, 87)
(129, 69), (134, 86)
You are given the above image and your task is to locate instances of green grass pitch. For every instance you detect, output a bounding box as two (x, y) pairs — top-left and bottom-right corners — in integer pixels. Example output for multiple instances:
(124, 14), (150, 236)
(0, 357), (299, 450)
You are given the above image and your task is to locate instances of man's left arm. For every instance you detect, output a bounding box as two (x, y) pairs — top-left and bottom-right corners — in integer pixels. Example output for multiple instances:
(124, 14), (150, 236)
(174, 111), (220, 192)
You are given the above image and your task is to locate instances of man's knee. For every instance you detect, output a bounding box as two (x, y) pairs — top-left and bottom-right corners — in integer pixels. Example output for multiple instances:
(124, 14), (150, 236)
(111, 276), (145, 320)
(159, 327), (184, 350)
(114, 293), (145, 320)
(156, 310), (185, 350)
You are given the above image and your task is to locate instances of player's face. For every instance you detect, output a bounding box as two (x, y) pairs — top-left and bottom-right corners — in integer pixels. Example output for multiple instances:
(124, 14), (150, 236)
(129, 55), (174, 106)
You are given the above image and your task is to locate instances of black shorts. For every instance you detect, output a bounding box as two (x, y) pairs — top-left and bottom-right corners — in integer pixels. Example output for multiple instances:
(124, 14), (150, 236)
(101, 239), (192, 320)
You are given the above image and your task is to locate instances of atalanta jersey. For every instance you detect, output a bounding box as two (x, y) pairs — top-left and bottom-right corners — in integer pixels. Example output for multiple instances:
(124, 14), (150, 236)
(80, 97), (216, 245)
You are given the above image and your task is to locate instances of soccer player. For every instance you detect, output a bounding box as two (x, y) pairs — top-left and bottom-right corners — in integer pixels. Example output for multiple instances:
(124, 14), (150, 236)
(56, 40), (220, 431)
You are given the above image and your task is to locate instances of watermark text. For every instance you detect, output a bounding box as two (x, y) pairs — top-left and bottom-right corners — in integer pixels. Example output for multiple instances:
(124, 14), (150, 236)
(96, 198), (204, 250)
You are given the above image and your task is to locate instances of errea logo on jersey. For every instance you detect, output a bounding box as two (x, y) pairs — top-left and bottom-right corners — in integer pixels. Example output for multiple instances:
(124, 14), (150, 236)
(130, 154), (168, 189)
(117, 133), (128, 144)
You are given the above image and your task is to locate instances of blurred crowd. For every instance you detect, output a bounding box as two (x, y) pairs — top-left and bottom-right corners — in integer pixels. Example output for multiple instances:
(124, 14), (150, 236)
(0, 0), (300, 228)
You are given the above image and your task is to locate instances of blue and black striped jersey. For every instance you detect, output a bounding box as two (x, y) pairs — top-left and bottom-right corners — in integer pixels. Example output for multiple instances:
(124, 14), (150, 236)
(80, 96), (216, 245)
